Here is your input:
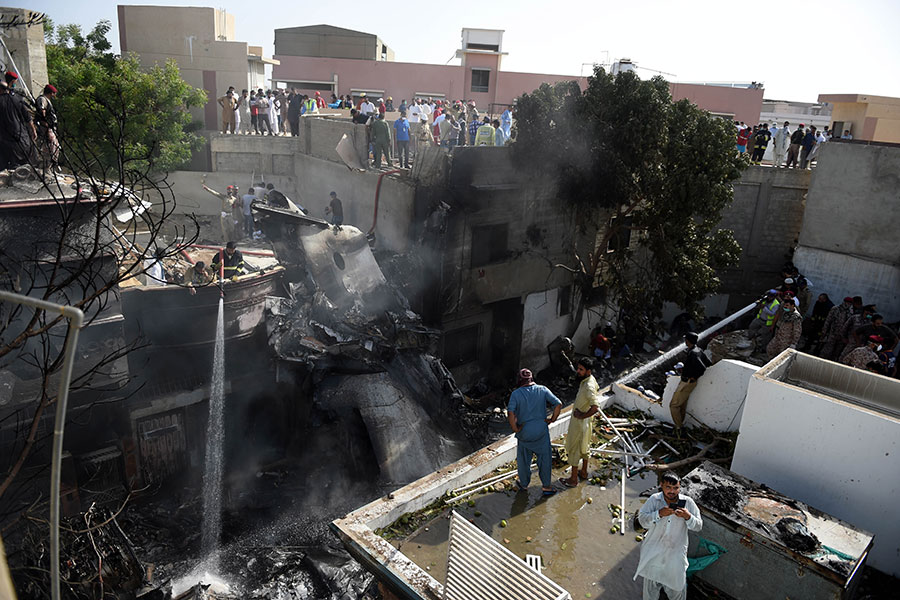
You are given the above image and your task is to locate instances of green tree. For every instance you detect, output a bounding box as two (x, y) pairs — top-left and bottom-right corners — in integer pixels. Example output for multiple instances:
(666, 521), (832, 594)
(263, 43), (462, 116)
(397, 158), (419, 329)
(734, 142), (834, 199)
(512, 68), (743, 334)
(45, 20), (206, 174)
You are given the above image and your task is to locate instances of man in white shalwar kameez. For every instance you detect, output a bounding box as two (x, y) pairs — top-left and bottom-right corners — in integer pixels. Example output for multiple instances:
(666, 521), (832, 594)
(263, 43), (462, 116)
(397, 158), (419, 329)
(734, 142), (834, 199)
(773, 121), (791, 168)
(635, 471), (702, 600)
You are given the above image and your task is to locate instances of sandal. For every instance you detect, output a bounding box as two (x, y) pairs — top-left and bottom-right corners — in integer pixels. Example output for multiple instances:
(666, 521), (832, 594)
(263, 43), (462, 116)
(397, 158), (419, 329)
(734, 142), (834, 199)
(558, 477), (577, 488)
(542, 488), (557, 497)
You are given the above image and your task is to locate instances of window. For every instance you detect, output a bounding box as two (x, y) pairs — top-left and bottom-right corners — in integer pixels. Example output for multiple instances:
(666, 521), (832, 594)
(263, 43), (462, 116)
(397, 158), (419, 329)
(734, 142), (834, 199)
(607, 216), (633, 252)
(471, 224), (508, 267)
(557, 285), (572, 317)
(466, 42), (500, 52)
(443, 325), (481, 366)
(471, 69), (490, 93)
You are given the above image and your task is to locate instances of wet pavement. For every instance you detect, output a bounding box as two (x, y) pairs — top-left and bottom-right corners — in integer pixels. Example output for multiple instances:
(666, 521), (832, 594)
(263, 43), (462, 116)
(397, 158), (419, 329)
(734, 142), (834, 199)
(396, 463), (657, 599)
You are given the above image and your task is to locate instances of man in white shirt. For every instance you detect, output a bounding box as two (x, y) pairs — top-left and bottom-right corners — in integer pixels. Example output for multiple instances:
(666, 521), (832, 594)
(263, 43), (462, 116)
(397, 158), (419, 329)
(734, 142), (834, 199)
(773, 121), (791, 168)
(634, 471), (702, 600)
(408, 100), (421, 124)
(360, 96), (376, 117)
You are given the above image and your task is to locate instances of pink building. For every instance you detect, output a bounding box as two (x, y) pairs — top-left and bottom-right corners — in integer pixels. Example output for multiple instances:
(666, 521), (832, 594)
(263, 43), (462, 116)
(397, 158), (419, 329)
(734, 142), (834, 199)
(273, 27), (762, 123)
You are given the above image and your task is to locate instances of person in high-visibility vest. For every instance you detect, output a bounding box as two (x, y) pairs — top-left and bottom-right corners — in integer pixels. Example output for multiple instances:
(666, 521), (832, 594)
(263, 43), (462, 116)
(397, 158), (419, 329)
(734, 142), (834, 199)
(303, 95), (318, 116)
(748, 289), (781, 348)
(474, 116), (495, 146)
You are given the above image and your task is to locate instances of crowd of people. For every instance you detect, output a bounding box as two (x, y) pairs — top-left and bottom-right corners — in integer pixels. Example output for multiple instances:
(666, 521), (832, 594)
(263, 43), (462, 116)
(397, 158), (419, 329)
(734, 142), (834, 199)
(0, 70), (59, 172)
(746, 263), (897, 377)
(217, 87), (515, 168)
(735, 120), (848, 169)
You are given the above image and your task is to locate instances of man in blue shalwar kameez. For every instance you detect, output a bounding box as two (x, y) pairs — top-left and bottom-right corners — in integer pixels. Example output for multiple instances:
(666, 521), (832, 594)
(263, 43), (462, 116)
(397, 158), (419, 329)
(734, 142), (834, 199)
(507, 368), (561, 496)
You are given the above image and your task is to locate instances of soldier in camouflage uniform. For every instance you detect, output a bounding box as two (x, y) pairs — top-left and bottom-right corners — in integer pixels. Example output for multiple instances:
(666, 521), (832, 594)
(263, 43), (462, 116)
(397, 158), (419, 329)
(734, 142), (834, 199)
(817, 296), (855, 360)
(838, 304), (877, 362)
(767, 301), (803, 359)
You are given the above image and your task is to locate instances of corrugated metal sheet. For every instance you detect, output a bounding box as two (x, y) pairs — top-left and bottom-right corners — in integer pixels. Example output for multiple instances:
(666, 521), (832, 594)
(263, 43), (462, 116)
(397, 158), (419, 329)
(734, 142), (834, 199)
(444, 511), (571, 600)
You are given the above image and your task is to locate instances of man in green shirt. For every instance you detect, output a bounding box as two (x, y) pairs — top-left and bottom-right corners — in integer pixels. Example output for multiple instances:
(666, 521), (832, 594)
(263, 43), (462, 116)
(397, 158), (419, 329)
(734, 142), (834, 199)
(372, 113), (393, 168)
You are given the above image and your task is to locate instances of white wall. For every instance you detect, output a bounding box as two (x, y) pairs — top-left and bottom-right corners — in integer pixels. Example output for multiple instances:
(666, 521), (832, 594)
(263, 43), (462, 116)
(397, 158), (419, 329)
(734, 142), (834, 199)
(612, 359), (755, 432)
(731, 374), (900, 576)
(794, 245), (900, 323)
(520, 288), (571, 372)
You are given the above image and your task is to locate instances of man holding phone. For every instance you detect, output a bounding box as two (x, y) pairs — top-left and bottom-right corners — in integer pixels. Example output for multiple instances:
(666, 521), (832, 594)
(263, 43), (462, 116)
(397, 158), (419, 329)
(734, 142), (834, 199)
(634, 471), (702, 600)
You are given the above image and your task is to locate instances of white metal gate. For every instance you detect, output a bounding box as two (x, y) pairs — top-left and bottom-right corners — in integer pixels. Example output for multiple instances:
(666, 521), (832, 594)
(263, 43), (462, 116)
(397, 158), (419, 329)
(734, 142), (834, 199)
(444, 511), (572, 600)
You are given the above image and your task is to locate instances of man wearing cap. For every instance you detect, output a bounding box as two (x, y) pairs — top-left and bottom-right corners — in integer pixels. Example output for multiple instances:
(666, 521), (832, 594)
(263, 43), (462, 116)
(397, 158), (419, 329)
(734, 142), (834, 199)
(818, 296), (855, 360)
(669, 332), (710, 436)
(0, 79), (36, 170)
(360, 94), (376, 117)
(842, 336), (883, 370)
(786, 124), (805, 168)
(560, 357), (601, 488)
(325, 191), (343, 226)
(844, 312), (896, 361)
(748, 290), (781, 348)
(767, 298), (803, 359)
(507, 368), (562, 496)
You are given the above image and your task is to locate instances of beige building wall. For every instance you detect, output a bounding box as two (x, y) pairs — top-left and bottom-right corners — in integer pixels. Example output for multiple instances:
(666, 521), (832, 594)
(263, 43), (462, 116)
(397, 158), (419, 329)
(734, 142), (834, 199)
(275, 25), (394, 61)
(0, 7), (48, 98)
(820, 94), (900, 142)
(118, 5), (270, 130)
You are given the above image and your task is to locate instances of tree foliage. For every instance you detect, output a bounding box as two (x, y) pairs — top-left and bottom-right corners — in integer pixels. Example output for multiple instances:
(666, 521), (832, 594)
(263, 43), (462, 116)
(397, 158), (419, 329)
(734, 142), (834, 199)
(511, 68), (743, 331)
(45, 20), (206, 174)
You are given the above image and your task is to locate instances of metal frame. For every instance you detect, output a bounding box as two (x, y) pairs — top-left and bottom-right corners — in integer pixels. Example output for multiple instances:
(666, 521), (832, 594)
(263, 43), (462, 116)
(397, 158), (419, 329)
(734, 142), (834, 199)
(0, 290), (84, 600)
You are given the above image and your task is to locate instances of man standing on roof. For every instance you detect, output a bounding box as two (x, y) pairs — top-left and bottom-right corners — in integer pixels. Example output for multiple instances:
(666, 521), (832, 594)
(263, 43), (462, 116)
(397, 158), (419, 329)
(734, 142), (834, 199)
(211, 241), (244, 280)
(202, 183), (239, 241)
(635, 471), (702, 600)
(218, 89), (237, 134)
(372, 113), (393, 168)
(669, 332), (711, 437)
(241, 187), (256, 236)
(507, 368), (561, 497)
(560, 358), (601, 488)
(325, 191), (343, 226)
(0, 80), (36, 170)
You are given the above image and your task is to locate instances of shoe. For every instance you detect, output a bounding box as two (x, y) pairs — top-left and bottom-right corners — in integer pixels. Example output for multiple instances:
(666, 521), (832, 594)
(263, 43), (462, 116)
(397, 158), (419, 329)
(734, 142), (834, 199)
(542, 488), (557, 497)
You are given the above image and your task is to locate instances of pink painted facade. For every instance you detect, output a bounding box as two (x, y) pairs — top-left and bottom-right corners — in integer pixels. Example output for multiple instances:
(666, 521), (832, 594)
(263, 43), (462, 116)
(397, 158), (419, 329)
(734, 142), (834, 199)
(273, 54), (762, 123)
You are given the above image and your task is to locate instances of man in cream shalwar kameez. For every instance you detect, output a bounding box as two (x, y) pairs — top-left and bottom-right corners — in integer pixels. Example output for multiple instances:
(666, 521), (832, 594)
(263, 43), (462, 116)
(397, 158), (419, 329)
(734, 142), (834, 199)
(560, 357), (601, 487)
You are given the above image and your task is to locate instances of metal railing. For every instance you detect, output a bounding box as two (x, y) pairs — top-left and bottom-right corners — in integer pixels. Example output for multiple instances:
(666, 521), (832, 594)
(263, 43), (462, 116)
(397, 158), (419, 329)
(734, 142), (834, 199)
(0, 290), (84, 600)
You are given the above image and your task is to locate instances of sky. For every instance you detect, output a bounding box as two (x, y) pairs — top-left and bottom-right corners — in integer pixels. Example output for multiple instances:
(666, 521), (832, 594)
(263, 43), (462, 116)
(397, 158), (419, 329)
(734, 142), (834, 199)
(26, 0), (900, 103)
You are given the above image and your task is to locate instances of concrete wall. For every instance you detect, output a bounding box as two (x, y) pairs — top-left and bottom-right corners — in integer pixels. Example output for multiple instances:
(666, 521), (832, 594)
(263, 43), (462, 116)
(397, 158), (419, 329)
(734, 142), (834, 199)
(613, 359), (755, 432)
(669, 83), (764, 126)
(206, 130), (416, 254)
(716, 166), (810, 311)
(731, 365), (900, 575)
(793, 142), (900, 320)
(275, 26), (387, 61)
(824, 96), (900, 143)
(119, 5), (262, 130)
(0, 7), (48, 98)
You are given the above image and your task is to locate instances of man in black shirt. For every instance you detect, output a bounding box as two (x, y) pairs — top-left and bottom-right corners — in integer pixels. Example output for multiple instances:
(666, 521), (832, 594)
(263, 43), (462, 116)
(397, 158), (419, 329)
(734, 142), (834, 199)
(0, 80), (36, 170)
(210, 241), (244, 280)
(325, 191), (343, 226)
(669, 332), (711, 436)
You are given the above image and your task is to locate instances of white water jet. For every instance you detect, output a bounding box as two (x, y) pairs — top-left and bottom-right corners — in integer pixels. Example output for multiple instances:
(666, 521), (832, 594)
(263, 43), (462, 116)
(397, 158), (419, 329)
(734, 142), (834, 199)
(201, 296), (226, 568)
(616, 302), (758, 387)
